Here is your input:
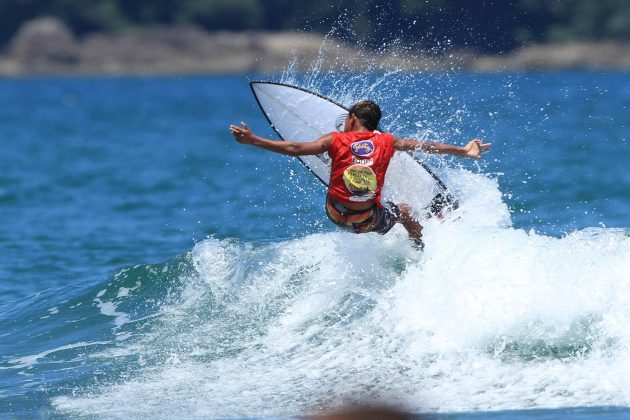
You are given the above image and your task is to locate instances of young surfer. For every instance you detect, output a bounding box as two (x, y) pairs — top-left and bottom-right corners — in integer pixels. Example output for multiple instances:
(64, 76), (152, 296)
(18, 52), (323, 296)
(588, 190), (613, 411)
(229, 100), (490, 246)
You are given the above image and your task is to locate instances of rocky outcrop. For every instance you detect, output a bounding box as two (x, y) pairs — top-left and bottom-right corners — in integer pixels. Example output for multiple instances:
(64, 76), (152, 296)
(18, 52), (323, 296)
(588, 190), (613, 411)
(8, 17), (79, 69)
(473, 41), (630, 71)
(0, 18), (336, 75)
(1, 17), (629, 76)
(77, 27), (330, 74)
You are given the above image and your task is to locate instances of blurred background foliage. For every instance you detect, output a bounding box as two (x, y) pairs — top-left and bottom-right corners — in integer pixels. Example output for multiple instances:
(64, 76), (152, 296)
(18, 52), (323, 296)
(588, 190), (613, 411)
(1, 0), (628, 52)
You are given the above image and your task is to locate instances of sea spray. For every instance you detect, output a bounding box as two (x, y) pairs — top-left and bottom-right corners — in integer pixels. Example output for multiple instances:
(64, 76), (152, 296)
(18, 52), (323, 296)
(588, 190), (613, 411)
(52, 164), (630, 416)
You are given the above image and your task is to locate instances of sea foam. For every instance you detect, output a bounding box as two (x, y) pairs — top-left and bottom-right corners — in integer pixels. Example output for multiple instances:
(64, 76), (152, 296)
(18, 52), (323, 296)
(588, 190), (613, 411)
(53, 166), (630, 417)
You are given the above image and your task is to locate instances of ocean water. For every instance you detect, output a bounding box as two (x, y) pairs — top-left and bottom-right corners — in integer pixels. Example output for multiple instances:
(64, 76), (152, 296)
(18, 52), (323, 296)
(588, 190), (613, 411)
(0, 71), (628, 419)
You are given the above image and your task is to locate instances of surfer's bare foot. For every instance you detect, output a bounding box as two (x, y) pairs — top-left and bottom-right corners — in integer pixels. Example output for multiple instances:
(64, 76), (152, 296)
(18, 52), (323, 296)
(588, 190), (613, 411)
(412, 238), (425, 251)
(398, 203), (423, 247)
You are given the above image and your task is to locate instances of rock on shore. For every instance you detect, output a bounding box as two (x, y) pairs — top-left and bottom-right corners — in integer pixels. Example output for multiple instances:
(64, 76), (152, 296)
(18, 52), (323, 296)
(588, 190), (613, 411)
(473, 41), (630, 71)
(1, 17), (629, 76)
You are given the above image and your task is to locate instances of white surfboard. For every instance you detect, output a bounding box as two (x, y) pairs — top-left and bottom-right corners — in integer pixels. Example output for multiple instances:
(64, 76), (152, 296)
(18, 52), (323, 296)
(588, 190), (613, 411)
(249, 81), (457, 216)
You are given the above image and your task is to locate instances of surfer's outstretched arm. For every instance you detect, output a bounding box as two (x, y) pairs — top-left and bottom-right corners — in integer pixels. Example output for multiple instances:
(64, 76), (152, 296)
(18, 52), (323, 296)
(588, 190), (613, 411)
(394, 137), (491, 159)
(230, 122), (332, 156)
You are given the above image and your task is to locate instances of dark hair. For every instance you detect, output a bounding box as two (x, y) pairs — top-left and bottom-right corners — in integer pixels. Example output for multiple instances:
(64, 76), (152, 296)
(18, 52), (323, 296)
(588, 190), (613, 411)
(349, 100), (381, 131)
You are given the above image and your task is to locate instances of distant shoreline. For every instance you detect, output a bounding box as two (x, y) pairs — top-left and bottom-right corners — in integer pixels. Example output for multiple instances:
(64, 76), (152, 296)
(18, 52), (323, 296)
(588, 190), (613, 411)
(1, 18), (629, 77)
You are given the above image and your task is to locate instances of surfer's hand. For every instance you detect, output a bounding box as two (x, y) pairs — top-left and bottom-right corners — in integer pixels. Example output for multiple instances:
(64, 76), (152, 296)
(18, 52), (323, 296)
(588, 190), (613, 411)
(462, 139), (492, 159)
(229, 122), (254, 144)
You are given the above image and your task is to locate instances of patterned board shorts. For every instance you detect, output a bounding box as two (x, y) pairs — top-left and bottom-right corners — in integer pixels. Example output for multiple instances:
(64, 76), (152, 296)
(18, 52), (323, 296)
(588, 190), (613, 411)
(325, 196), (400, 234)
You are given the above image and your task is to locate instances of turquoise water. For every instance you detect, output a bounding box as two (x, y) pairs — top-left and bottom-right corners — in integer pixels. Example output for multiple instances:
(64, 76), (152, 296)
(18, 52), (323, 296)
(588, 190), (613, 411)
(0, 72), (629, 418)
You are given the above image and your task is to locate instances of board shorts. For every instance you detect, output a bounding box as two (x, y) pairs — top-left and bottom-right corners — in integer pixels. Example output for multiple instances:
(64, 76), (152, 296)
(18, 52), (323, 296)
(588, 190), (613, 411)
(325, 196), (400, 234)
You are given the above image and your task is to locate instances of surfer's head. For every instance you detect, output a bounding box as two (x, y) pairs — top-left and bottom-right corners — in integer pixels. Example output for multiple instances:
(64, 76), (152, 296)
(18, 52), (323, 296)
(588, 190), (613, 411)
(347, 100), (381, 131)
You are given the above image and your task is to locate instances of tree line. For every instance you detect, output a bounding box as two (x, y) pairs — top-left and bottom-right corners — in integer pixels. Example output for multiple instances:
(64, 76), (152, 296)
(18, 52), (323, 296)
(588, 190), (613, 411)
(2, 0), (628, 53)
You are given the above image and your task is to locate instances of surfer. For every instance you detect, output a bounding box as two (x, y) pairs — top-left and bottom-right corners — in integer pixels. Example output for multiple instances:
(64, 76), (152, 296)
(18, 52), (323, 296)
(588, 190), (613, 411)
(229, 100), (490, 246)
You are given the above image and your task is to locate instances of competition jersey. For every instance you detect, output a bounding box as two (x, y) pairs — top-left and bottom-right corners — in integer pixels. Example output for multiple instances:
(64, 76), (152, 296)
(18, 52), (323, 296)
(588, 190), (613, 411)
(327, 131), (396, 206)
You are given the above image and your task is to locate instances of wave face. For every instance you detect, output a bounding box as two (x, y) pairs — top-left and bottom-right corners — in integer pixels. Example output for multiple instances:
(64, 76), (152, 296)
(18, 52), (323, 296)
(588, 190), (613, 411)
(33, 167), (628, 418)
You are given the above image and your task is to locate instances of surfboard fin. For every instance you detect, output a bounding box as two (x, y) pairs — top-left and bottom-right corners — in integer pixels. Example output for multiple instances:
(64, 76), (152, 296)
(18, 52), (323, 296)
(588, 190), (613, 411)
(425, 192), (459, 219)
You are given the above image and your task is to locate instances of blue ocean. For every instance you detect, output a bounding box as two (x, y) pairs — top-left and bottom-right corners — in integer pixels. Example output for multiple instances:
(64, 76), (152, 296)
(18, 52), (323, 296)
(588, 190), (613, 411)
(1, 70), (629, 418)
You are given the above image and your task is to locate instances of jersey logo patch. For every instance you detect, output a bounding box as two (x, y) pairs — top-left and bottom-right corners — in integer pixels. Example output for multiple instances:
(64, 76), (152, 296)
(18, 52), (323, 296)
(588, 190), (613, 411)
(350, 140), (375, 157)
(352, 156), (373, 165)
(343, 164), (377, 196)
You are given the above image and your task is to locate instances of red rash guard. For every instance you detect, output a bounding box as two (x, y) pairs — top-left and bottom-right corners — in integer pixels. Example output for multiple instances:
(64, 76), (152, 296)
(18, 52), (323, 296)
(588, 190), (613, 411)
(327, 131), (396, 206)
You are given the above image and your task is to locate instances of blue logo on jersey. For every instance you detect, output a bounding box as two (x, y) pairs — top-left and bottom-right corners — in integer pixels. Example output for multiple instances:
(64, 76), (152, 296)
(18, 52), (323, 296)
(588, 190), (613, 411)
(350, 140), (375, 157)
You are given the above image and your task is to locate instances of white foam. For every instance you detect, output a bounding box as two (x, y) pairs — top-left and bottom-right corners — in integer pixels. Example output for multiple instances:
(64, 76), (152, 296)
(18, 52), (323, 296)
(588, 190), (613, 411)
(117, 281), (141, 298)
(53, 200), (630, 417)
(8, 341), (110, 369)
(94, 296), (130, 328)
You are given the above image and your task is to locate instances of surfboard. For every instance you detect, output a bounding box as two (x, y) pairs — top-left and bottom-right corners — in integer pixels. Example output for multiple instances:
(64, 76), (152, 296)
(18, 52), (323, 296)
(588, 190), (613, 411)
(249, 81), (457, 216)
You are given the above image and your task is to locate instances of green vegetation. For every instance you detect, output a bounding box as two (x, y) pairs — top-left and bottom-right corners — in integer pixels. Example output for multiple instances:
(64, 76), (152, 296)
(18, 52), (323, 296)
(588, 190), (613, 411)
(1, 0), (628, 52)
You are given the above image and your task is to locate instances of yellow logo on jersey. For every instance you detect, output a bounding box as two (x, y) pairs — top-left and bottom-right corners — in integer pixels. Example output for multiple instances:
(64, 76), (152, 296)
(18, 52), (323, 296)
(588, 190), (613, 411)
(343, 164), (377, 196)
